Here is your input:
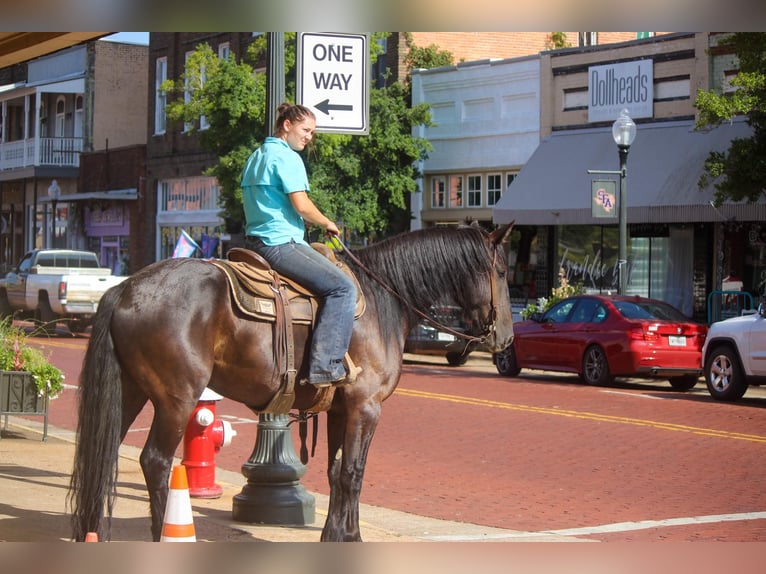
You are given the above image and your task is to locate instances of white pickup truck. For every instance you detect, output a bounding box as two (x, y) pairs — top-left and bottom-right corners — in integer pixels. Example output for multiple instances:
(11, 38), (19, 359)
(702, 295), (766, 401)
(0, 249), (126, 334)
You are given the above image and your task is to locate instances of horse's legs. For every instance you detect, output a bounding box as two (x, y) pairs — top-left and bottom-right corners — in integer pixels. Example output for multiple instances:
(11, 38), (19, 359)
(321, 401), (381, 542)
(139, 403), (195, 541)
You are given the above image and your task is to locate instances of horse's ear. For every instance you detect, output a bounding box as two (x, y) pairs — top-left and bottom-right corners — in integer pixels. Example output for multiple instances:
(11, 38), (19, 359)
(489, 221), (515, 246)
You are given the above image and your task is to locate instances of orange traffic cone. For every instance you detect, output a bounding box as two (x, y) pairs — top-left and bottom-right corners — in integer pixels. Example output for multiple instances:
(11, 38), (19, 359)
(160, 465), (196, 542)
(84, 532), (99, 542)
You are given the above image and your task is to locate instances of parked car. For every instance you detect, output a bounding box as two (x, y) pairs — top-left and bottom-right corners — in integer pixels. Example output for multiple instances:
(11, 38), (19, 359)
(702, 295), (766, 401)
(0, 249), (127, 334)
(404, 305), (477, 366)
(493, 294), (707, 390)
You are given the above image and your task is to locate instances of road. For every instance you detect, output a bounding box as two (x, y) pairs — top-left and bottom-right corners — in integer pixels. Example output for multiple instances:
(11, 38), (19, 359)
(23, 328), (766, 542)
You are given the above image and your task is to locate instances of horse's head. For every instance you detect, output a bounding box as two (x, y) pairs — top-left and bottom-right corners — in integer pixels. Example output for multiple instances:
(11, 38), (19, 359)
(461, 222), (515, 353)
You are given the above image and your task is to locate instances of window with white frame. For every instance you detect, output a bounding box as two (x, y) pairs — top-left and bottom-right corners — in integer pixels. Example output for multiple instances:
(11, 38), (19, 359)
(578, 32), (597, 47)
(155, 57), (168, 135)
(218, 42), (230, 60)
(506, 173), (517, 191)
(431, 176), (446, 208)
(158, 176), (220, 212)
(183, 52), (194, 132)
(449, 175), (463, 208)
(467, 175), (482, 207)
(487, 174), (502, 206)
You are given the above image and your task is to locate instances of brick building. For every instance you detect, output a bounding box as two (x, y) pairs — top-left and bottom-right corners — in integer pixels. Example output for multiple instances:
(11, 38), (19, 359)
(0, 38), (147, 272)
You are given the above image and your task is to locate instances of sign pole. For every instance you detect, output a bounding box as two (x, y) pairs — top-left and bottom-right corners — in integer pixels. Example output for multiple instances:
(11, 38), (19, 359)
(232, 32), (316, 527)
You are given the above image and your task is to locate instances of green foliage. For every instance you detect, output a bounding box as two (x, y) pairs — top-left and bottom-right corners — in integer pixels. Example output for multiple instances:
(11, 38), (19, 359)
(405, 43), (455, 70)
(519, 269), (585, 320)
(0, 319), (64, 397)
(548, 32), (571, 49)
(162, 34), (432, 237)
(695, 33), (766, 205)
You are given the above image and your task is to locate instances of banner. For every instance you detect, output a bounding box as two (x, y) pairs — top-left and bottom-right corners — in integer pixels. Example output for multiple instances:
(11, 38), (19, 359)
(172, 229), (201, 258)
(201, 233), (219, 259)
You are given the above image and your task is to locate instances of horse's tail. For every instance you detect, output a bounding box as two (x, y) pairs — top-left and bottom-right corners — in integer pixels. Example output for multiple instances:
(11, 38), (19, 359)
(68, 281), (128, 542)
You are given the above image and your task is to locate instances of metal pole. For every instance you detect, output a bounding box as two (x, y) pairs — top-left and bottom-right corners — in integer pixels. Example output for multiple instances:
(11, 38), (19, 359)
(618, 145), (629, 295)
(232, 32), (315, 526)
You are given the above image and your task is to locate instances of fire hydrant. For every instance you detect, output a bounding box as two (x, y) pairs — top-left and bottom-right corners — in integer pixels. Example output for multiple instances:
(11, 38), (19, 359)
(182, 388), (236, 498)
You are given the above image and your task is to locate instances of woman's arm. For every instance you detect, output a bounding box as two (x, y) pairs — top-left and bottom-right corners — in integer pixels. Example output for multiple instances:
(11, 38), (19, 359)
(289, 191), (340, 235)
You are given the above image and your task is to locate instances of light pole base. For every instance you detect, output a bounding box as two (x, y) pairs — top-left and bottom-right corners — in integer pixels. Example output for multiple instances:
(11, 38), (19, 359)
(231, 412), (316, 525)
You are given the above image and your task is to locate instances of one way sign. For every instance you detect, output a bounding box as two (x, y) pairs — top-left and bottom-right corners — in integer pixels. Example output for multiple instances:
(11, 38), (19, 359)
(297, 32), (369, 135)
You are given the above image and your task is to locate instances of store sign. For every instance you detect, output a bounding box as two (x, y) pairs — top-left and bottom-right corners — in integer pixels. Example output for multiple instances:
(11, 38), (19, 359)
(588, 59), (653, 122)
(592, 179), (617, 218)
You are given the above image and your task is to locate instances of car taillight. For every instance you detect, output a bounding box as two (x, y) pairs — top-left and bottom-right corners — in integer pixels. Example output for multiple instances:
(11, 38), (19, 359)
(630, 325), (659, 341)
(58, 281), (67, 299)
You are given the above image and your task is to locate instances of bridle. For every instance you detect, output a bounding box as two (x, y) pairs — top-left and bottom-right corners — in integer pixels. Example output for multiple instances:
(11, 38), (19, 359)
(330, 236), (501, 347)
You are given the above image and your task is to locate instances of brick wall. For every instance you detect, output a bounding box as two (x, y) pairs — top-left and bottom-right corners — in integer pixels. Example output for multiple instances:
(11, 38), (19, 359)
(92, 41), (149, 152)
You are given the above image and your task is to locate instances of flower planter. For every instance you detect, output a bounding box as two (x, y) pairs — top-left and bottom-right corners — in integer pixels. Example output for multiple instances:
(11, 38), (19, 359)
(0, 370), (49, 441)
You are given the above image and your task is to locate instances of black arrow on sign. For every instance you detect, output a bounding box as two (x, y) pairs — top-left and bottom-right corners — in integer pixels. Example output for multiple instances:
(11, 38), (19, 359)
(314, 99), (353, 115)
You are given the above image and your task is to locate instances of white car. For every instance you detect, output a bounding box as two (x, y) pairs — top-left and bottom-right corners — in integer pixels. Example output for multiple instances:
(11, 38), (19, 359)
(702, 296), (766, 401)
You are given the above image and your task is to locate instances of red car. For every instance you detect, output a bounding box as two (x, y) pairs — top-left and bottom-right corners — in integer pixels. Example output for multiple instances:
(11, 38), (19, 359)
(493, 294), (708, 390)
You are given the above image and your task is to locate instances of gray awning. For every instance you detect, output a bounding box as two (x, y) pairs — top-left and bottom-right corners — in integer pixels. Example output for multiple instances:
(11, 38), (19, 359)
(39, 188), (137, 203)
(493, 118), (765, 225)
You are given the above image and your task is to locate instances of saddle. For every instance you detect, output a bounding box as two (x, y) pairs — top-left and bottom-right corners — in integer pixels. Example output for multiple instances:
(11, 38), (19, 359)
(209, 244), (365, 415)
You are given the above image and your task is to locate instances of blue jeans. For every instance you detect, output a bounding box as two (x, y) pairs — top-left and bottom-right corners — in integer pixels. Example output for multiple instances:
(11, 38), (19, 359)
(246, 237), (357, 384)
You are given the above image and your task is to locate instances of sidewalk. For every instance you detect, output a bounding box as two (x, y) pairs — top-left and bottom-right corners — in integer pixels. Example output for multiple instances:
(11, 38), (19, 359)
(0, 414), (576, 543)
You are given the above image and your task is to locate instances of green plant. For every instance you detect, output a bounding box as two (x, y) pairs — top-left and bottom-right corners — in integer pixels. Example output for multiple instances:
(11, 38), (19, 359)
(519, 269), (585, 320)
(0, 318), (64, 398)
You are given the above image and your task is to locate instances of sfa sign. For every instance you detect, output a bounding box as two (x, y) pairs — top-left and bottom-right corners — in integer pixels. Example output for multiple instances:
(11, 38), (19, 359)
(588, 59), (653, 123)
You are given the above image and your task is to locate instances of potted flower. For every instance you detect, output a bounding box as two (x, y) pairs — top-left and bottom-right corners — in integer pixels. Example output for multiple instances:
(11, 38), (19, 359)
(0, 318), (64, 415)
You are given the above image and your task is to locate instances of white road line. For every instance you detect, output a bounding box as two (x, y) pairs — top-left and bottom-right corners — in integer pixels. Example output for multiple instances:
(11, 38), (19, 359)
(423, 512), (766, 541)
(600, 390), (663, 399)
(546, 511), (766, 536)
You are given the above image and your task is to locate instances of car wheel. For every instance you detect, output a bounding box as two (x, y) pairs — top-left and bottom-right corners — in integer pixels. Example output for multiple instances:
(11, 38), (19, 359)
(446, 351), (469, 367)
(494, 345), (520, 377)
(35, 296), (57, 336)
(705, 345), (748, 401)
(668, 374), (699, 391)
(0, 290), (13, 319)
(581, 345), (614, 386)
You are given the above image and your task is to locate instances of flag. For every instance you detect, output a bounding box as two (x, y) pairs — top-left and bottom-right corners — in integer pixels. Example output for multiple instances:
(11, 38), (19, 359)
(172, 229), (201, 258)
(201, 233), (219, 259)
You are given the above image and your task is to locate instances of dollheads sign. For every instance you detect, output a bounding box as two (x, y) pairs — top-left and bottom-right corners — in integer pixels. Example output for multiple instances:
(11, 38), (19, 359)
(297, 32), (369, 135)
(588, 59), (653, 123)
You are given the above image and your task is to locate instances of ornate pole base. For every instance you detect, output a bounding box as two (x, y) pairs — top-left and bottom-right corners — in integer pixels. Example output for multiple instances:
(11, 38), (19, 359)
(232, 412), (315, 525)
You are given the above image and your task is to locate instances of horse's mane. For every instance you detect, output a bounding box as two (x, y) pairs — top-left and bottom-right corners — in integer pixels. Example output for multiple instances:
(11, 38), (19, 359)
(348, 225), (494, 337)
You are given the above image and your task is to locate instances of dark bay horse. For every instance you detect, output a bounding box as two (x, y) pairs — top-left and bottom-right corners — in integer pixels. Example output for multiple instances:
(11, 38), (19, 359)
(68, 223), (515, 542)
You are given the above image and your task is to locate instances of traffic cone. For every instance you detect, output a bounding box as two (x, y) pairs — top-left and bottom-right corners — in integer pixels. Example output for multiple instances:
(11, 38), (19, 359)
(160, 465), (196, 542)
(84, 532), (99, 542)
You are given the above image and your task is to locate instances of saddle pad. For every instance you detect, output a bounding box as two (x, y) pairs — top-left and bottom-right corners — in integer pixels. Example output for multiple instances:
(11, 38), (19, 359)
(209, 249), (365, 324)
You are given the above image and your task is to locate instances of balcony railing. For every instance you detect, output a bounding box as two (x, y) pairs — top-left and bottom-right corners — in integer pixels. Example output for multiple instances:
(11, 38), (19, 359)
(0, 137), (82, 170)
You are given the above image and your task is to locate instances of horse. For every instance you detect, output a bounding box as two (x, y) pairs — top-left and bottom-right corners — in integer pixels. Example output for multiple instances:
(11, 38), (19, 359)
(68, 223), (515, 542)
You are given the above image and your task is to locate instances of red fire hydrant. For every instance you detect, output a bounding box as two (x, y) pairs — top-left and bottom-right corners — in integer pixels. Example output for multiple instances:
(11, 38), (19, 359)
(182, 388), (236, 498)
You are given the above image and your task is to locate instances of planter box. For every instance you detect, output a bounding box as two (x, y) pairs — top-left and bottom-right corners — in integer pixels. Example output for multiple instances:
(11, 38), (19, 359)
(0, 371), (49, 441)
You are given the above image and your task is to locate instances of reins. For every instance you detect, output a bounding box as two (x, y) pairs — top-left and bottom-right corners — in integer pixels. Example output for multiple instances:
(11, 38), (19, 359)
(330, 236), (498, 346)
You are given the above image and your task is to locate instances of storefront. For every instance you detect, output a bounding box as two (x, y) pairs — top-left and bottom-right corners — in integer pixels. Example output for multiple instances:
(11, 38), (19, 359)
(493, 118), (766, 321)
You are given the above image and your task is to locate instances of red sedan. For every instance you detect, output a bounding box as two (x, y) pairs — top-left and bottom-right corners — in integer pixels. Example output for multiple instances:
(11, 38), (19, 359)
(494, 294), (708, 390)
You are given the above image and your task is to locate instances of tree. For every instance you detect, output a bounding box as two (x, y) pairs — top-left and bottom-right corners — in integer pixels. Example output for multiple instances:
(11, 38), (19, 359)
(164, 33), (432, 238)
(695, 33), (766, 205)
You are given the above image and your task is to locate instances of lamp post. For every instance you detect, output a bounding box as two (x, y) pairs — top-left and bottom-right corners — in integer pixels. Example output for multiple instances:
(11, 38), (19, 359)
(611, 109), (636, 295)
(48, 180), (61, 248)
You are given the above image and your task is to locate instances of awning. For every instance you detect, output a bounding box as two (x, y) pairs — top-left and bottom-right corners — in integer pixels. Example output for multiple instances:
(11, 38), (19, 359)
(493, 118), (765, 225)
(39, 188), (138, 202)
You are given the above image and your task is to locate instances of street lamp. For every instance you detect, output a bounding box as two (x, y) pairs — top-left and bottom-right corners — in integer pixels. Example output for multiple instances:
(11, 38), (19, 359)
(48, 179), (61, 248)
(611, 109), (636, 295)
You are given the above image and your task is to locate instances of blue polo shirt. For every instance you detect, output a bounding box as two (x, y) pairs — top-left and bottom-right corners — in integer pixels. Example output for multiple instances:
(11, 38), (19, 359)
(241, 137), (311, 246)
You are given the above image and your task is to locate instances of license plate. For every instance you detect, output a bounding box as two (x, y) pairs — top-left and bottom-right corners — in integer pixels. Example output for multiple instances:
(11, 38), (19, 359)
(668, 335), (687, 347)
(437, 332), (456, 342)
